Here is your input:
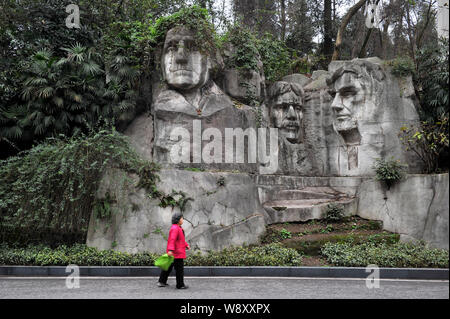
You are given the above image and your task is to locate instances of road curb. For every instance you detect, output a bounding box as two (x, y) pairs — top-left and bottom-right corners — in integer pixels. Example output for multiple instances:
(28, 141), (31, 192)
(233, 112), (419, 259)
(0, 266), (448, 280)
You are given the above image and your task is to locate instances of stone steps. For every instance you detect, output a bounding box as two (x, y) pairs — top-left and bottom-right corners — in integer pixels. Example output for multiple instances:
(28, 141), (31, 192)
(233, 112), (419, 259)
(262, 187), (357, 224)
(272, 189), (337, 201)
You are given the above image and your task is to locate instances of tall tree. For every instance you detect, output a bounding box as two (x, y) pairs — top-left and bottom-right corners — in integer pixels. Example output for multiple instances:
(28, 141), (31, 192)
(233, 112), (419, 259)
(323, 0), (334, 59)
(332, 0), (367, 60)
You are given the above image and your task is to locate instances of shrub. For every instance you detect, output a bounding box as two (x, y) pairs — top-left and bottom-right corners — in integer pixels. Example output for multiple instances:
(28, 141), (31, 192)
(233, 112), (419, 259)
(0, 243), (302, 267)
(257, 33), (292, 82)
(0, 129), (160, 245)
(372, 158), (408, 189)
(399, 118), (449, 173)
(186, 243), (303, 267)
(221, 24), (260, 74)
(284, 232), (399, 256)
(321, 241), (449, 268)
(415, 37), (449, 122)
(324, 203), (345, 223)
(0, 243), (158, 266)
(386, 56), (415, 77)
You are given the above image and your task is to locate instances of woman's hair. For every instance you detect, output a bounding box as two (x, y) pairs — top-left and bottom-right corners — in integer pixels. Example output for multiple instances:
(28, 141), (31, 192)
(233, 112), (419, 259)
(171, 211), (184, 224)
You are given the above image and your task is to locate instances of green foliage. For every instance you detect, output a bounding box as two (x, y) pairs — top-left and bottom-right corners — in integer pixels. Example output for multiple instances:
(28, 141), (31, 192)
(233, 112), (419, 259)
(373, 158), (408, 189)
(290, 54), (327, 75)
(0, 129), (158, 242)
(186, 243), (302, 266)
(93, 192), (116, 220)
(386, 56), (415, 77)
(279, 228), (292, 239)
(324, 203), (345, 223)
(400, 118), (449, 173)
(152, 6), (218, 56)
(257, 33), (292, 82)
(0, 243), (157, 266)
(415, 38), (449, 121)
(285, 232), (400, 256)
(158, 190), (193, 212)
(321, 241), (449, 268)
(221, 24), (260, 74)
(0, 243), (302, 267)
(260, 227), (294, 244)
(2, 46), (108, 140)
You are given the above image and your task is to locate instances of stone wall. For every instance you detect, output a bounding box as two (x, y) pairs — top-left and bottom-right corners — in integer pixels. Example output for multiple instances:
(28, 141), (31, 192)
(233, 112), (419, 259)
(256, 174), (449, 250)
(357, 173), (449, 250)
(87, 169), (268, 254)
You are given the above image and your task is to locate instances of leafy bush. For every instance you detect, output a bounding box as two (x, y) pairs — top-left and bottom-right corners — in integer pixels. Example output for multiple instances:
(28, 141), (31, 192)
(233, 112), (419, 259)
(186, 243), (302, 266)
(373, 158), (408, 189)
(284, 232), (399, 256)
(399, 118), (449, 173)
(0, 243), (302, 267)
(257, 33), (292, 82)
(152, 6), (218, 58)
(386, 56), (415, 77)
(0, 129), (159, 244)
(415, 37), (449, 122)
(221, 24), (261, 74)
(321, 241), (449, 268)
(0, 243), (157, 266)
(324, 203), (345, 223)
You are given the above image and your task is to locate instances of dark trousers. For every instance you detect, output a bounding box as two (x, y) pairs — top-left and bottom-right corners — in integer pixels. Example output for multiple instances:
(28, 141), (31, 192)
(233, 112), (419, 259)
(159, 258), (184, 288)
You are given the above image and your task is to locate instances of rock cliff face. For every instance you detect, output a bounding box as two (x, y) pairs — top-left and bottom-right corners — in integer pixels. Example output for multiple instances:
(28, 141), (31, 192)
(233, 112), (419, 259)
(86, 22), (448, 252)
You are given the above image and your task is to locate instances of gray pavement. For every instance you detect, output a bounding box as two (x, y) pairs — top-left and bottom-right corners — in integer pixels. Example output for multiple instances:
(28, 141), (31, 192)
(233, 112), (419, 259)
(0, 277), (448, 299)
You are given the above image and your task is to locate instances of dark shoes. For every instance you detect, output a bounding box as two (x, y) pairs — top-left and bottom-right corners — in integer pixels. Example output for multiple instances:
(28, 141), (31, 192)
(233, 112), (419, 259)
(177, 285), (189, 289)
(158, 282), (188, 289)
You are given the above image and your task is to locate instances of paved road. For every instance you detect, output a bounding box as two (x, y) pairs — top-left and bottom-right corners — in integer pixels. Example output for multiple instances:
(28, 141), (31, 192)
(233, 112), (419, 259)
(0, 277), (448, 299)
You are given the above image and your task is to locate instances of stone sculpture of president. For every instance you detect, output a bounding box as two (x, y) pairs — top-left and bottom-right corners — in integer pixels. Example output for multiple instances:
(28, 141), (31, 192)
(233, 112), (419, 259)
(155, 26), (231, 117)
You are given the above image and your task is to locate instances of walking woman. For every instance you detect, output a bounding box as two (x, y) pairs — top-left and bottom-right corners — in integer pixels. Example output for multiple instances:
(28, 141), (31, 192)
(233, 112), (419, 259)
(158, 211), (190, 289)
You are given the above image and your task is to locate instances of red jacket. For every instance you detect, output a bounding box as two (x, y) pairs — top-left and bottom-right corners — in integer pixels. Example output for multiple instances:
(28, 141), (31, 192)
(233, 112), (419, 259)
(166, 224), (189, 259)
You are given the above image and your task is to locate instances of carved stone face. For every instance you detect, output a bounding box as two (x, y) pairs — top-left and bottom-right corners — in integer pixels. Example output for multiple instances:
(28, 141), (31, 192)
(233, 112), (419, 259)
(330, 72), (365, 133)
(162, 27), (209, 90)
(223, 69), (262, 102)
(271, 88), (303, 144)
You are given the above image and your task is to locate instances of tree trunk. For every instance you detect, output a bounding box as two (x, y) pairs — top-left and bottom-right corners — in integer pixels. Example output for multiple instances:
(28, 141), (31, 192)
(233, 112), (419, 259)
(280, 0), (287, 41)
(323, 0), (334, 59)
(332, 0), (367, 61)
(359, 28), (373, 58)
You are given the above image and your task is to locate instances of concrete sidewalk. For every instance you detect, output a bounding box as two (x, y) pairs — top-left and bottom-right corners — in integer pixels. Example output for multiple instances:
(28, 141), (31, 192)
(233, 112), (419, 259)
(0, 276), (448, 299)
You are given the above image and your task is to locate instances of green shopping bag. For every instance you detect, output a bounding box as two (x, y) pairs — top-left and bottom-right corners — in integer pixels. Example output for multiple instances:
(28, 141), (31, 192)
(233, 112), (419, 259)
(154, 253), (174, 271)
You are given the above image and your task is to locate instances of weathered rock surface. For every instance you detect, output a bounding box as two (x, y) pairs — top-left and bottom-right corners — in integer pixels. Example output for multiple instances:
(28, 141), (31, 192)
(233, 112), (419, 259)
(282, 73), (312, 87)
(326, 58), (423, 176)
(87, 169), (268, 254)
(87, 51), (448, 253)
(357, 173), (449, 250)
(256, 174), (449, 250)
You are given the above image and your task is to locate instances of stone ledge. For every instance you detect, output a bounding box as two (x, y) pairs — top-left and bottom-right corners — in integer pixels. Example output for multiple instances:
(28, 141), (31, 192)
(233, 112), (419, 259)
(0, 266), (447, 280)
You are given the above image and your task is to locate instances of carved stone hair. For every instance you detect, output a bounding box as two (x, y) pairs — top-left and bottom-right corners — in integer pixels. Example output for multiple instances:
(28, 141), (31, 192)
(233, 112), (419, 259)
(326, 59), (386, 96)
(269, 81), (304, 103)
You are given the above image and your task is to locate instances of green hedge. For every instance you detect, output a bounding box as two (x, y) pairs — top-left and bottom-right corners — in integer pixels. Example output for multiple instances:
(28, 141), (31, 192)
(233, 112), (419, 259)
(0, 244), (157, 266)
(0, 243), (302, 267)
(185, 243), (302, 266)
(321, 242), (449, 268)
